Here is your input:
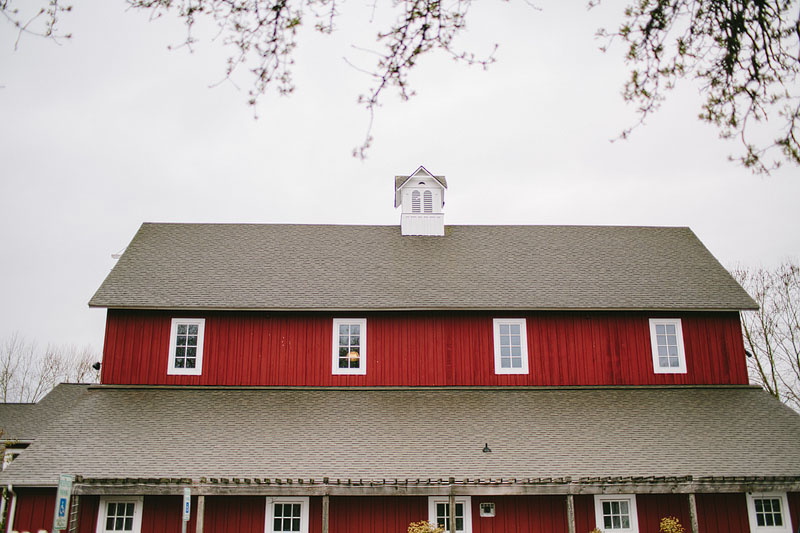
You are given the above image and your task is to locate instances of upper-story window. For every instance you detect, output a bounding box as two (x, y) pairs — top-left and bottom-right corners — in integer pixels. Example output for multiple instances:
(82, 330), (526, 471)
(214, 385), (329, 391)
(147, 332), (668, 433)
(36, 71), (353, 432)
(332, 318), (367, 375)
(594, 494), (639, 533)
(423, 190), (433, 213)
(428, 496), (472, 533)
(747, 492), (793, 532)
(492, 318), (529, 374)
(167, 318), (205, 376)
(648, 318), (686, 374)
(412, 191), (421, 213)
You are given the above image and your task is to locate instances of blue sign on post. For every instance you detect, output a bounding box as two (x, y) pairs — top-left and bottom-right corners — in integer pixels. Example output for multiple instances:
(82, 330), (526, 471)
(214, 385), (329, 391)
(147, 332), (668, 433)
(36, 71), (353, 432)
(52, 474), (73, 530)
(182, 488), (191, 521)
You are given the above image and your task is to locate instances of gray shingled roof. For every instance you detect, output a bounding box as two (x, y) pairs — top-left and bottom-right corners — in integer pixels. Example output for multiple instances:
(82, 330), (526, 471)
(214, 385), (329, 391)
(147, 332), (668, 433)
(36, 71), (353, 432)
(89, 224), (756, 311)
(0, 384), (89, 442)
(2, 386), (798, 487)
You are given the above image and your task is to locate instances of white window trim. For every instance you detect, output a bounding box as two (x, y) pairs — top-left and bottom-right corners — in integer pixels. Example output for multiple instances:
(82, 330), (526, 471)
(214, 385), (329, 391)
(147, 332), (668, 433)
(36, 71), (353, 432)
(593, 494), (639, 533)
(428, 496), (472, 533)
(265, 496), (310, 533)
(95, 496), (144, 533)
(331, 318), (367, 376)
(167, 318), (206, 376)
(648, 318), (687, 374)
(492, 318), (530, 375)
(747, 492), (794, 533)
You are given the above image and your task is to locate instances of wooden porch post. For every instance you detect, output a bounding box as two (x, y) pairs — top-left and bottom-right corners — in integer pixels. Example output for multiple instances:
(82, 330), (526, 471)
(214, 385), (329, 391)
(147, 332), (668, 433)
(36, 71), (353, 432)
(448, 494), (456, 533)
(195, 495), (205, 533)
(322, 494), (330, 533)
(566, 494), (576, 533)
(688, 493), (700, 533)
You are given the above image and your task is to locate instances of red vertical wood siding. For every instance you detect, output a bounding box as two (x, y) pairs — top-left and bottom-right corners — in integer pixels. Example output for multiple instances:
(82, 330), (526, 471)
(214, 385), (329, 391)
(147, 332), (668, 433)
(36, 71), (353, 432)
(788, 492), (800, 531)
(471, 495), (568, 533)
(10, 488), (55, 532)
(101, 310), (748, 387)
(573, 494), (596, 532)
(74, 495), (100, 533)
(327, 496), (427, 532)
(204, 496), (265, 533)
(696, 493), (750, 532)
(140, 495), (198, 533)
(635, 494), (692, 532)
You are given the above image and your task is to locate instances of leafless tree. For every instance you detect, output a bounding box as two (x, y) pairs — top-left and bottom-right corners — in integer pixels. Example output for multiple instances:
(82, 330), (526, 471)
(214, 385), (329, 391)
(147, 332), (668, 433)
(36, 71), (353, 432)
(2, 0), (799, 168)
(733, 261), (800, 411)
(0, 332), (99, 403)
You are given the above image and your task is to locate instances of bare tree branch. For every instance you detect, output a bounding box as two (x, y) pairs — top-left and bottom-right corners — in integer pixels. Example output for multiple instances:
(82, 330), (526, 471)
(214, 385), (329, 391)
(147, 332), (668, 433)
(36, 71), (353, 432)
(733, 261), (800, 411)
(0, 333), (100, 403)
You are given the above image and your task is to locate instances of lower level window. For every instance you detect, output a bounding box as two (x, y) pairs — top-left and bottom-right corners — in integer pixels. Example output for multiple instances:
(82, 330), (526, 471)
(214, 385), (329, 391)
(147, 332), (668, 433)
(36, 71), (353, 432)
(428, 496), (472, 533)
(266, 497), (309, 533)
(747, 492), (793, 532)
(593, 494), (639, 533)
(95, 496), (143, 533)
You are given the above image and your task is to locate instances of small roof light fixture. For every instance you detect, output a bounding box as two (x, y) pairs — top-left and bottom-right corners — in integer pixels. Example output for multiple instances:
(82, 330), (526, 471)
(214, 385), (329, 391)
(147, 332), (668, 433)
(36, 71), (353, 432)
(483, 443), (491, 453)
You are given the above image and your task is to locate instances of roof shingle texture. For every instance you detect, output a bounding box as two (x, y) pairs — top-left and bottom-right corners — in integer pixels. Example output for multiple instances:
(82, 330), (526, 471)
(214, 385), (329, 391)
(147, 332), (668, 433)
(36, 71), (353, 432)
(0, 384), (89, 441)
(2, 386), (798, 486)
(89, 224), (756, 311)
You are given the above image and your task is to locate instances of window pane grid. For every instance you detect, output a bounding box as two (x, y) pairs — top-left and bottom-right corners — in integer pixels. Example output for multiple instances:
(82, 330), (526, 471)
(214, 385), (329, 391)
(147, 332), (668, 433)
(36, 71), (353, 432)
(337, 323), (361, 369)
(105, 502), (135, 531)
(755, 498), (783, 527)
(174, 323), (199, 369)
(435, 502), (464, 532)
(498, 322), (523, 368)
(601, 500), (631, 530)
(273, 503), (302, 532)
(655, 324), (679, 368)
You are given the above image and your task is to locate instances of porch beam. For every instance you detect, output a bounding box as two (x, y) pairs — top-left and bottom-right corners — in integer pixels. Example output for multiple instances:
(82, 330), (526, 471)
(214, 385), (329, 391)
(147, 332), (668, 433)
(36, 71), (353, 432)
(70, 479), (800, 497)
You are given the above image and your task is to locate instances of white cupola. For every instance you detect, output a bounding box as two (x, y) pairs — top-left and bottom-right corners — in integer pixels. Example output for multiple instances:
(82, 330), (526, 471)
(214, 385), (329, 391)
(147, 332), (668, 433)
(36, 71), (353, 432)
(394, 166), (447, 236)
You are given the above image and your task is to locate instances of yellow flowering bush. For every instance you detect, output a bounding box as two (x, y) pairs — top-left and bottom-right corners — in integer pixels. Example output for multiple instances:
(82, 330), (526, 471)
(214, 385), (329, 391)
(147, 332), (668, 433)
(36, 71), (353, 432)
(659, 517), (686, 533)
(408, 521), (445, 533)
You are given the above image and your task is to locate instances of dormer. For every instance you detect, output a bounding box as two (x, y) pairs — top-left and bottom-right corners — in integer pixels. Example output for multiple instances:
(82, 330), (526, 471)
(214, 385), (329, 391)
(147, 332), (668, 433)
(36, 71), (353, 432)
(394, 166), (448, 236)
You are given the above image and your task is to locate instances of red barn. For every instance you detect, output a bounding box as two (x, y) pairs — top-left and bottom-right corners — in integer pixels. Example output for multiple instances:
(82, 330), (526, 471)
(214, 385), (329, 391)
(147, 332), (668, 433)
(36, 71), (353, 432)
(2, 166), (800, 533)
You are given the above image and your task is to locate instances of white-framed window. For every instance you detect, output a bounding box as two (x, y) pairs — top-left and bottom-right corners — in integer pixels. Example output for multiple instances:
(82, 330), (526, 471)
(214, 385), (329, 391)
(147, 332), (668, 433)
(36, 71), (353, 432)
(428, 496), (472, 533)
(332, 318), (367, 375)
(265, 497), (309, 533)
(648, 318), (687, 374)
(593, 494), (639, 533)
(423, 190), (433, 213)
(167, 318), (206, 376)
(95, 496), (143, 533)
(747, 492), (793, 532)
(492, 318), (529, 374)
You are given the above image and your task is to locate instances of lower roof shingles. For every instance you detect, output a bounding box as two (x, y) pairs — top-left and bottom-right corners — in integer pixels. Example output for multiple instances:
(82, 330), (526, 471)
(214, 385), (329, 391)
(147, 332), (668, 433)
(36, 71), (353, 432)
(2, 386), (799, 488)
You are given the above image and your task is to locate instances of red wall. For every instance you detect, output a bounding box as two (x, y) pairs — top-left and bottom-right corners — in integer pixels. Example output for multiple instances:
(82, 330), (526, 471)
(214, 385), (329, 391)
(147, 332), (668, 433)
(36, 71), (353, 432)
(101, 310), (748, 387)
(328, 496), (427, 532)
(13, 491), (796, 532)
(9, 488), (55, 532)
(696, 493), (751, 532)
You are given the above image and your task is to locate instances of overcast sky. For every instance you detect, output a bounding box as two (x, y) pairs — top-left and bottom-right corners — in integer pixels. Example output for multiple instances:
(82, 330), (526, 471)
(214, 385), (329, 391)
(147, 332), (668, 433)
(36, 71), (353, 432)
(1, 0), (798, 353)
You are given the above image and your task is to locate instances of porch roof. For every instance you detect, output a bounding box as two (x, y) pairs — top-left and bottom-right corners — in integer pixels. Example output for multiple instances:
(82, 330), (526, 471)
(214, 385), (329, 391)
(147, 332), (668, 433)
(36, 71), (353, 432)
(2, 386), (799, 493)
